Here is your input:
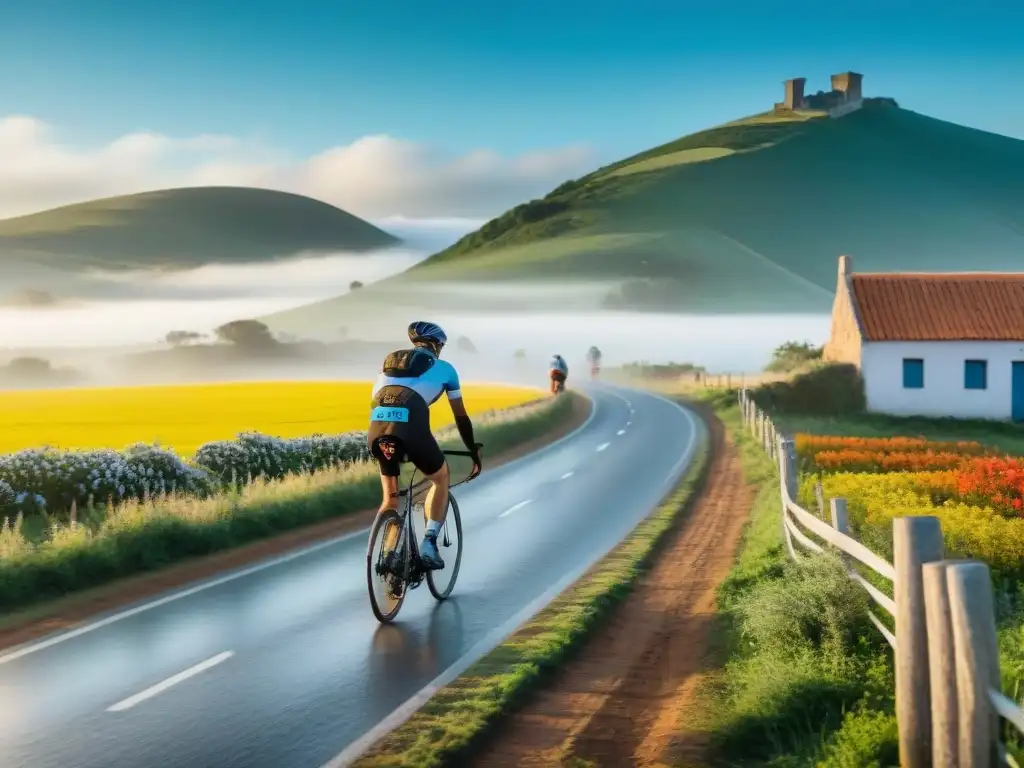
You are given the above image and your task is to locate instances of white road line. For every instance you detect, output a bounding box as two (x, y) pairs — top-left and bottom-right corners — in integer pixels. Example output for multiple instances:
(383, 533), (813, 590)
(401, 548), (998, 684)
(617, 429), (626, 436)
(499, 499), (533, 518)
(560, 471), (574, 480)
(626, 420), (632, 427)
(596, 442), (610, 452)
(106, 651), (234, 713)
(0, 390), (604, 666)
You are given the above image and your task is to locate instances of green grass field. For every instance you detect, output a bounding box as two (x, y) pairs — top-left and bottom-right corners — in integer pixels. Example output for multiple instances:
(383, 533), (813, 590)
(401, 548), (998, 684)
(262, 101), (1024, 330)
(0, 186), (398, 273)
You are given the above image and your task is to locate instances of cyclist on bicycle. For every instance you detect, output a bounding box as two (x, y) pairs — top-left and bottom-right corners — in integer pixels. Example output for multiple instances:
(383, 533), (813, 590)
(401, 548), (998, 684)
(368, 321), (481, 570)
(549, 354), (568, 393)
(587, 346), (602, 378)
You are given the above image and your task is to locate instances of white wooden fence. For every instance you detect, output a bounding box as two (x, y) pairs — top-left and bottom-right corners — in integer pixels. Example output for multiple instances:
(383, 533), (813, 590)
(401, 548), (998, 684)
(738, 389), (1024, 768)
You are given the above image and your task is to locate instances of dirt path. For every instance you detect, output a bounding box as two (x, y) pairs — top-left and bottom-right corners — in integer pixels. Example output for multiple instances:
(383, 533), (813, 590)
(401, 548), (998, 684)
(0, 393), (591, 652)
(472, 406), (754, 768)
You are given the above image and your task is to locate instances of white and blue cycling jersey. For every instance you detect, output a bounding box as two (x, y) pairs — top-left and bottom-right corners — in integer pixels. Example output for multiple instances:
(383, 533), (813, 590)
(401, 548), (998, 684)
(371, 353), (463, 406)
(549, 356), (568, 375)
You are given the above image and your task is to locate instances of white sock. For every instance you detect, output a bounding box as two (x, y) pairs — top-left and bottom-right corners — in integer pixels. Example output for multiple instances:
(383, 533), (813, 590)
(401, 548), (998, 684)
(426, 520), (442, 537)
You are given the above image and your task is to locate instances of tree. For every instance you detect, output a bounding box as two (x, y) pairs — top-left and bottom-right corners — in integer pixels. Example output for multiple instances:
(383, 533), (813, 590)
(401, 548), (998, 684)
(165, 330), (203, 346)
(349, 280), (364, 291)
(456, 336), (477, 354)
(765, 341), (823, 373)
(214, 319), (278, 349)
(8, 288), (57, 307)
(513, 349), (527, 361)
(6, 356), (51, 376)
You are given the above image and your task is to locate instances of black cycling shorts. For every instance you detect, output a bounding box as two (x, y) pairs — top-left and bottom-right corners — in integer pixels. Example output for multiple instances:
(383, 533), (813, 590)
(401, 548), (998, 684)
(368, 385), (445, 477)
(550, 370), (567, 383)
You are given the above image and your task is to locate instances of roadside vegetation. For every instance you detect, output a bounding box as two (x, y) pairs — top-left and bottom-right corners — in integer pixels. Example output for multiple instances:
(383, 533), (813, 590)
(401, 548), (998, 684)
(705, 360), (1024, 763)
(0, 393), (575, 613)
(682, 388), (899, 766)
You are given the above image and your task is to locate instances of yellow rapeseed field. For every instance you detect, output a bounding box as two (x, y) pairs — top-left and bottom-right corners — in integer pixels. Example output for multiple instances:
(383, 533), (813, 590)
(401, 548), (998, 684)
(0, 381), (542, 456)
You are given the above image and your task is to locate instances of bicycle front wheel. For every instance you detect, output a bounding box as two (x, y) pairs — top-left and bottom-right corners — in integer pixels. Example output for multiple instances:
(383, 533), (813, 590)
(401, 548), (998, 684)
(367, 508), (408, 622)
(427, 493), (464, 601)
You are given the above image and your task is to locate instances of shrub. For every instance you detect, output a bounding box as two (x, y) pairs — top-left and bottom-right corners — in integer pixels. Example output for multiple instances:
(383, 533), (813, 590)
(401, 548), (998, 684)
(811, 449), (969, 473)
(765, 340), (823, 373)
(957, 457), (1024, 516)
(193, 431), (367, 485)
(753, 363), (865, 416)
(0, 445), (213, 519)
(795, 435), (987, 457)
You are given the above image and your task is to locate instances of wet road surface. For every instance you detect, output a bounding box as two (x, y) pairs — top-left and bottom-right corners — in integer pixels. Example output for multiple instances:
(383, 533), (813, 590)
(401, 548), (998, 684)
(0, 384), (701, 768)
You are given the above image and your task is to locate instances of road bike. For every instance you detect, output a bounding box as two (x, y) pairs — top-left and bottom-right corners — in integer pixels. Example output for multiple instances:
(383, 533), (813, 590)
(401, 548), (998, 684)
(366, 445), (480, 623)
(549, 370), (567, 395)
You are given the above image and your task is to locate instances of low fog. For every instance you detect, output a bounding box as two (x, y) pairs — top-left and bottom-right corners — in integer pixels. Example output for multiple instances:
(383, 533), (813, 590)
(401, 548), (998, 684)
(0, 217), (831, 386)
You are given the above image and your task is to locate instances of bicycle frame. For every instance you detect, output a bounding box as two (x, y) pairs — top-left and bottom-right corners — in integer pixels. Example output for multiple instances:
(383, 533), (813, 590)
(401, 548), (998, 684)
(385, 448), (477, 590)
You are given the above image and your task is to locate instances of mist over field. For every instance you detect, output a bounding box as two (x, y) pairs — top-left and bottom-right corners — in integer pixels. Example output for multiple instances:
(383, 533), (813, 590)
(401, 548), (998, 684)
(0, 218), (476, 346)
(0, 215), (830, 381)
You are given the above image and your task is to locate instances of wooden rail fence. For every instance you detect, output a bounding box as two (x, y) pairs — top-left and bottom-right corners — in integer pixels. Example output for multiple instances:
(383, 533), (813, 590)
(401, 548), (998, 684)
(738, 389), (1024, 768)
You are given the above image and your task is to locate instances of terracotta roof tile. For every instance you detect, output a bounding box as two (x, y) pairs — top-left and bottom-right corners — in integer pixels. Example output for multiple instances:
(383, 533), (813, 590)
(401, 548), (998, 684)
(851, 273), (1024, 341)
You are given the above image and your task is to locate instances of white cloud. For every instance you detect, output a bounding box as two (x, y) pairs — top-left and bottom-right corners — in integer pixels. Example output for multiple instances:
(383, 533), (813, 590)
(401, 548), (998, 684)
(0, 115), (595, 221)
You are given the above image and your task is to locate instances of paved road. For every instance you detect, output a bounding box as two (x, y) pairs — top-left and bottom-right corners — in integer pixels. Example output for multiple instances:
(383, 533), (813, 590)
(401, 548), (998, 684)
(0, 384), (701, 768)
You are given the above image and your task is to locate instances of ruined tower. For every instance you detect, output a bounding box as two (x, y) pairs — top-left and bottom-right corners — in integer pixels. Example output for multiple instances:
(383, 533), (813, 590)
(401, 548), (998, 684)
(783, 77), (806, 109)
(830, 72), (863, 102)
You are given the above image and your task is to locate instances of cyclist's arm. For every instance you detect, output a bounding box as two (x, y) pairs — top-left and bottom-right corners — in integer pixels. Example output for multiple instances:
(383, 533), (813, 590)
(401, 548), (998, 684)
(444, 366), (478, 454)
(449, 396), (478, 454)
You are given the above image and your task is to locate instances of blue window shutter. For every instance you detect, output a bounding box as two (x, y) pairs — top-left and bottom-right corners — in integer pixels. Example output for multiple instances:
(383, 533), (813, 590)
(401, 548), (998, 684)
(903, 358), (924, 389)
(965, 360), (988, 390)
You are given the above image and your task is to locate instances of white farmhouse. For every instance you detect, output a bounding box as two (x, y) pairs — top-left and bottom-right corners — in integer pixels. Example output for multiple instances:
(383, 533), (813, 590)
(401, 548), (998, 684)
(822, 255), (1024, 421)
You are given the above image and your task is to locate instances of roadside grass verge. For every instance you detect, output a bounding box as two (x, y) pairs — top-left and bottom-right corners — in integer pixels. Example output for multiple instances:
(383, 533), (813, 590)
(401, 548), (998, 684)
(0, 393), (578, 614)
(682, 389), (899, 767)
(351, 405), (710, 768)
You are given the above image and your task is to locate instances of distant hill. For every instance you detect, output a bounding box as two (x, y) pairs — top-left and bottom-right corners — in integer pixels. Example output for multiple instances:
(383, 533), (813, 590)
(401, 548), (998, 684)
(0, 186), (399, 273)
(263, 100), (1024, 332)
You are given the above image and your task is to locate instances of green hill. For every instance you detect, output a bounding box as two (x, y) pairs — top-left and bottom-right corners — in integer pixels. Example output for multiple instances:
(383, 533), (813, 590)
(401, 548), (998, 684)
(0, 186), (399, 273)
(262, 100), (1024, 332)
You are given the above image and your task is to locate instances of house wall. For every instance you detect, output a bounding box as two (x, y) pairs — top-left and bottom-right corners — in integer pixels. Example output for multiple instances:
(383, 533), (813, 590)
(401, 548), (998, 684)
(863, 340), (1024, 420)
(822, 257), (862, 366)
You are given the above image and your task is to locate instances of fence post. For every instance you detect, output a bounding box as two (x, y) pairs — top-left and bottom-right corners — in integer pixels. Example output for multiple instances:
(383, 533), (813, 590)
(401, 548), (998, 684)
(893, 516), (945, 768)
(947, 561), (1001, 768)
(814, 482), (825, 517)
(778, 437), (797, 560)
(922, 561), (959, 768)
(829, 498), (852, 570)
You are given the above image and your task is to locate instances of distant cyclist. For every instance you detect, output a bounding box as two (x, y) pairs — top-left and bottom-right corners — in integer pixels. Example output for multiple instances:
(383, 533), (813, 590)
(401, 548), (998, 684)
(368, 321), (482, 570)
(549, 354), (568, 394)
(587, 346), (602, 378)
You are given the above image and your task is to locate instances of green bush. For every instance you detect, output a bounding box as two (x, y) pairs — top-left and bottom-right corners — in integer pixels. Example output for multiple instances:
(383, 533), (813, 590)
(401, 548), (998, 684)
(702, 395), (896, 765)
(753, 363), (866, 416)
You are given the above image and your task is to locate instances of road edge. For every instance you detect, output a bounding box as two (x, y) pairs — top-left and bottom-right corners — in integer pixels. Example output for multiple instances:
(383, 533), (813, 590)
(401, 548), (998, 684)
(336, 394), (710, 768)
(0, 392), (592, 655)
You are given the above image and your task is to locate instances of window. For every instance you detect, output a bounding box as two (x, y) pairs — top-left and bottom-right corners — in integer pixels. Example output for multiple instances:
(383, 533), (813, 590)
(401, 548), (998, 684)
(902, 358), (924, 389)
(965, 359), (988, 390)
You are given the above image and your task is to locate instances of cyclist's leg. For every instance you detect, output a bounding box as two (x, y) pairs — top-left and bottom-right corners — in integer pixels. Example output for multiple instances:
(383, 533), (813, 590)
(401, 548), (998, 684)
(368, 431), (403, 551)
(408, 431), (449, 568)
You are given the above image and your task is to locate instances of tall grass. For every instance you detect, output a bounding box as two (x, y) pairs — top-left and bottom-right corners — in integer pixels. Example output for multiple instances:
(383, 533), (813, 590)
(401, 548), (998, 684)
(0, 394), (575, 612)
(694, 390), (899, 766)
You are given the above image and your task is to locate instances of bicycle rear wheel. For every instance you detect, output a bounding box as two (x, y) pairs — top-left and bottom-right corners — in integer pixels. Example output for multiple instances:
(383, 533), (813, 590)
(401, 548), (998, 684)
(367, 508), (408, 622)
(427, 493), (464, 601)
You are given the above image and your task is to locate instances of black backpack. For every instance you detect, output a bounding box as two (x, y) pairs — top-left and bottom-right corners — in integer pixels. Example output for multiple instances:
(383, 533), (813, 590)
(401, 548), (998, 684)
(382, 347), (435, 378)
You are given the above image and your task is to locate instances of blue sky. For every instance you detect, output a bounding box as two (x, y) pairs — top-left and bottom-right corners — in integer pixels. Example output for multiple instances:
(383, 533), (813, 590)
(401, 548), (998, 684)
(4, 0), (1024, 164)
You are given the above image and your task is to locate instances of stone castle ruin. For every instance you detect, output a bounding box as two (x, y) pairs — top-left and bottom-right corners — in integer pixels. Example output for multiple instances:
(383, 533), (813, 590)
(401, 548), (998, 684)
(775, 72), (864, 118)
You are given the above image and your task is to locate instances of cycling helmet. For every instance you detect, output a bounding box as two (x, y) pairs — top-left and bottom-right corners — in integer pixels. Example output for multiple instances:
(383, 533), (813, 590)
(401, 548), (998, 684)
(408, 321), (448, 355)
